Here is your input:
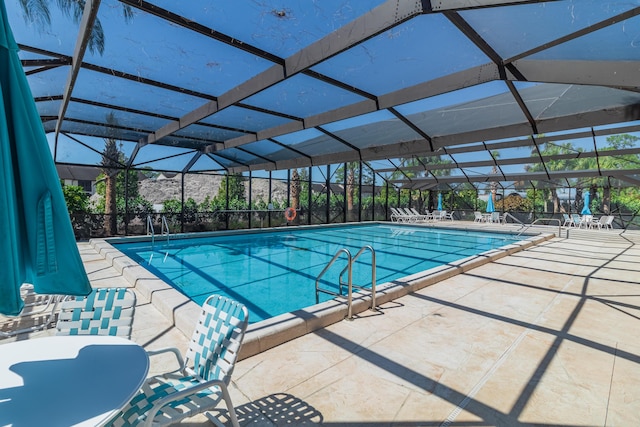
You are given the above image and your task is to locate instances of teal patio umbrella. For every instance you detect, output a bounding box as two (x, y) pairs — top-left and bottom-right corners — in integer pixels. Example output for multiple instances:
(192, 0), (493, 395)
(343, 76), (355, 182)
(486, 194), (495, 213)
(437, 193), (443, 211)
(581, 191), (591, 215)
(0, 0), (91, 315)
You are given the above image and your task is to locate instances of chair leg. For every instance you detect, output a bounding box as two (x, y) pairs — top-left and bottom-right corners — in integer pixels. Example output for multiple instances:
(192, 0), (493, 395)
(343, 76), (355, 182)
(205, 383), (241, 427)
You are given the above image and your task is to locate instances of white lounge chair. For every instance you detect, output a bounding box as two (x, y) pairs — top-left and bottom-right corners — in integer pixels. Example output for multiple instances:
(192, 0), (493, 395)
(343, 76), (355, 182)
(390, 207), (404, 222)
(408, 208), (429, 222)
(106, 295), (249, 427)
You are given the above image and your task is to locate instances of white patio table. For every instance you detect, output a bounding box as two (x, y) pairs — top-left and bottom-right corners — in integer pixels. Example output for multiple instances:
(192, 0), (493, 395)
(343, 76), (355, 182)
(0, 335), (149, 426)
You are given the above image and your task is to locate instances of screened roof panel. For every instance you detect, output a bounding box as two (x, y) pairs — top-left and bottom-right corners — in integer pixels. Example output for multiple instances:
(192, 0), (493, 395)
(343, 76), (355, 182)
(594, 131), (640, 150)
(87, 0), (276, 96)
(55, 136), (107, 166)
(71, 69), (208, 118)
(594, 120), (640, 132)
(449, 150), (494, 164)
(132, 145), (196, 167)
(208, 153), (250, 170)
(133, 153), (195, 172)
(65, 101), (172, 132)
(153, 135), (210, 150)
(517, 83), (640, 120)
(150, 0), (385, 58)
(8, 0), (640, 188)
(53, 134), (138, 166)
(43, 120), (56, 133)
(272, 128), (351, 157)
(492, 144), (537, 162)
(35, 100), (61, 118)
(459, 167), (496, 178)
(57, 121), (145, 144)
(460, 0), (637, 60)
(174, 123), (247, 143)
(323, 110), (422, 149)
(311, 14), (490, 96)
(26, 66), (68, 98)
(199, 106), (293, 133)
(190, 155), (226, 173)
(241, 140), (294, 162)
(529, 15), (640, 61)
(242, 74), (368, 118)
(401, 85), (529, 137)
(8, 1), (78, 56)
(18, 50), (56, 61)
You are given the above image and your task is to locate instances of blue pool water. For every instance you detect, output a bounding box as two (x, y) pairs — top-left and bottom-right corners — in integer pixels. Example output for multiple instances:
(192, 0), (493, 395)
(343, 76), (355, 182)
(114, 224), (522, 323)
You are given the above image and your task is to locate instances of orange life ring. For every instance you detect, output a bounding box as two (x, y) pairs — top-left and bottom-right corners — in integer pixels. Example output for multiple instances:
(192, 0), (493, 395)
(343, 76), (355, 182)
(284, 207), (297, 221)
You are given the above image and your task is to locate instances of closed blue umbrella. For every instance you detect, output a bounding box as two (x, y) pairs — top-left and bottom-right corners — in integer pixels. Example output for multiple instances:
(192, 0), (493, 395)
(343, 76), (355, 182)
(0, 1), (90, 315)
(486, 194), (495, 213)
(581, 191), (591, 215)
(437, 193), (443, 211)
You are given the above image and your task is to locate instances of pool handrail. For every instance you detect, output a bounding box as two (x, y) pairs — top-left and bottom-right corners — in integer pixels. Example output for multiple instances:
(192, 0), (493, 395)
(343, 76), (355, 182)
(339, 245), (377, 313)
(516, 217), (563, 237)
(146, 215), (171, 264)
(315, 248), (351, 304)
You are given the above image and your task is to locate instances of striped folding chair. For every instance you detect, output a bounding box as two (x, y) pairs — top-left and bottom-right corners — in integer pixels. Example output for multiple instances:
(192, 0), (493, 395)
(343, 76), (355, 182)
(55, 287), (136, 339)
(106, 295), (249, 427)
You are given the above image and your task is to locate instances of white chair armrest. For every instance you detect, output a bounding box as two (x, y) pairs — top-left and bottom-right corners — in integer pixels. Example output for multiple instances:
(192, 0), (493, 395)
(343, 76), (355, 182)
(146, 347), (186, 372)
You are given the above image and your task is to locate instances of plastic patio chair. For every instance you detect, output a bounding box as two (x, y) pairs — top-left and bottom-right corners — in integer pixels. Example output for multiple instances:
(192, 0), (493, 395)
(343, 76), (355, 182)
(578, 214), (593, 229)
(55, 287), (136, 339)
(106, 295), (249, 427)
(591, 215), (615, 230)
(474, 211), (484, 223)
(571, 214), (582, 227)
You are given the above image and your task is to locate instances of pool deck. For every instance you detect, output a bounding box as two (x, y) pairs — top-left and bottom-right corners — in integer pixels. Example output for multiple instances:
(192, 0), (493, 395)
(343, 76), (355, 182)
(2, 221), (640, 425)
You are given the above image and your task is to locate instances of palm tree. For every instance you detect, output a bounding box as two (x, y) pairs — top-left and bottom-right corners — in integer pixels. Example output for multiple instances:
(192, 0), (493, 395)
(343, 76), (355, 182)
(290, 169), (300, 223)
(17, 0), (134, 55)
(101, 113), (121, 235)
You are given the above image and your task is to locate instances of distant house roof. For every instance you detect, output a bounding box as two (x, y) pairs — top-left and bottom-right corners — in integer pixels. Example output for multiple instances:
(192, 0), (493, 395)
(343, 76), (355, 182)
(56, 165), (101, 181)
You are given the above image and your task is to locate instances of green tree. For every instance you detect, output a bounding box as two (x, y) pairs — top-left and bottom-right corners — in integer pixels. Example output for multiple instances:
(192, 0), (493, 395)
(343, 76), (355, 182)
(94, 169), (151, 215)
(215, 173), (246, 210)
(598, 134), (640, 213)
(334, 162), (373, 221)
(61, 183), (89, 213)
(525, 141), (579, 213)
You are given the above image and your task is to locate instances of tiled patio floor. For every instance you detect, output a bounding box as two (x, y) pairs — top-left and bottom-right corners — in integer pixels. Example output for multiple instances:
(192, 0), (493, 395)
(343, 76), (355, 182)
(2, 223), (639, 426)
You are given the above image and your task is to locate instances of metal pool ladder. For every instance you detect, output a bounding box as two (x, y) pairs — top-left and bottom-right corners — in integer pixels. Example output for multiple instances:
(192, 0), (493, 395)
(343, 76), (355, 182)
(315, 245), (377, 320)
(146, 215), (170, 263)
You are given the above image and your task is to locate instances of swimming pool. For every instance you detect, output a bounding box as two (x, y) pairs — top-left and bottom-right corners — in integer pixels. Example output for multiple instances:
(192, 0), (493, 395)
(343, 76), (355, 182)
(114, 223), (524, 324)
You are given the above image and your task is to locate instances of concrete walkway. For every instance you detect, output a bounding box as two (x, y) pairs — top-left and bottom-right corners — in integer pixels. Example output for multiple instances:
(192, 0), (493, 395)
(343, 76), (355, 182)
(2, 225), (639, 426)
